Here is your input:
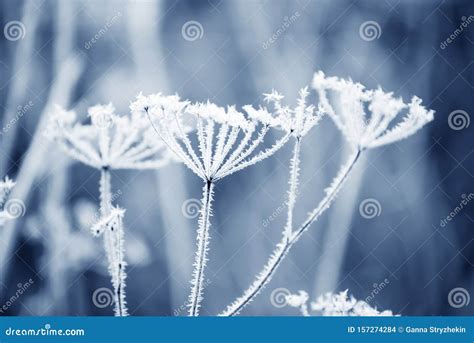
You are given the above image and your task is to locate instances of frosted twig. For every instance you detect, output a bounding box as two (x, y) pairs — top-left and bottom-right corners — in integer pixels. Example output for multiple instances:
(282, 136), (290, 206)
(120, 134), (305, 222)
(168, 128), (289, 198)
(188, 181), (214, 316)
(45, 101), (174, 316)
(97, 169), (128, 316)
(219, 72), (434, 316)
(219, 149), (360, 316)
(139, 94), (292, 315)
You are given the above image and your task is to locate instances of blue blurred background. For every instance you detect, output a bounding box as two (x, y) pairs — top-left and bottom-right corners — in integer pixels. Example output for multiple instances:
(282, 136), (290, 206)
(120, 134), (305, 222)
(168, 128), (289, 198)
(0, 0), (472, 316)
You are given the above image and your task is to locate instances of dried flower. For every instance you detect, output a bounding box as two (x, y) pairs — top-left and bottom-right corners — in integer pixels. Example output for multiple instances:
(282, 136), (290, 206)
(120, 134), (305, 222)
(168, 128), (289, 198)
(245, 87), (324, 138)
(312, 71), (434, 150)
(45, 104), (172, 170)
(137, 92), (292, 316)
(286, 290), (395, 316)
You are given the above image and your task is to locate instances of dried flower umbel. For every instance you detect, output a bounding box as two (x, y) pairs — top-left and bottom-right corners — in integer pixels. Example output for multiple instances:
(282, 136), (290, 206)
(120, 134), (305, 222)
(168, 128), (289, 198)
(46, 103), (174, 316)
(219, 71), (434, 316)
(286, 290), (395, 316)
(136, 93), (292, 316)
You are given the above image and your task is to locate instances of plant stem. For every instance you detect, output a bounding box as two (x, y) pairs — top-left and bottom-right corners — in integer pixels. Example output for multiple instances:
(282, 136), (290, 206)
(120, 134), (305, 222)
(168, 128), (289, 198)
(99, 167), (128, 317)
(188, 180), (215, 316)
(284, 137), (301, 239)
(219, 150), (361, 316)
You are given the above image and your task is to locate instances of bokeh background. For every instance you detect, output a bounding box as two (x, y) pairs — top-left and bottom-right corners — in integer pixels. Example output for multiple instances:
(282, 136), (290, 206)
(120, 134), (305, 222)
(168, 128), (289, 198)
(0, 0), (472, 316)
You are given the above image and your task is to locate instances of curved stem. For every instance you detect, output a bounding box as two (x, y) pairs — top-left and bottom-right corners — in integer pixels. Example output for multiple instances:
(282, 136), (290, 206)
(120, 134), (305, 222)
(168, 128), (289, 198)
(99, 168), (128, 317)
(219, 149), (361, 316)
(188, 180), (215, 316)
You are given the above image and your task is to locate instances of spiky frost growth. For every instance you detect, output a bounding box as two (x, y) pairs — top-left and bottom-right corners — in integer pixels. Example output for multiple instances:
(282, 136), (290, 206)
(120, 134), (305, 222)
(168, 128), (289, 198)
(45, 103), (174, 170)
(220, 73), (434, 316)
(135, 93), (292, 316)
(0, 176), (16, 227)
(257, 87), (324, 239)
(135, 93), (292, 181)
(91, 205), (128, 317)
(312, 71), (434, 150)
(286, 290), (395, 317)
(286, 291), (310, 316)
(45, 102), (176, 316)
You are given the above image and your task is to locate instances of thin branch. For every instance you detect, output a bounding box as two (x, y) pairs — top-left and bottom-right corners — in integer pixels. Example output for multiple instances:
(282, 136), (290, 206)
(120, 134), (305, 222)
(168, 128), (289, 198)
(217, 130), (291, 180)
(284, 137), (301, 239)
(219, 149), (361, 316)
(99, 168), (128, 317)
(187, 180), (215, 316)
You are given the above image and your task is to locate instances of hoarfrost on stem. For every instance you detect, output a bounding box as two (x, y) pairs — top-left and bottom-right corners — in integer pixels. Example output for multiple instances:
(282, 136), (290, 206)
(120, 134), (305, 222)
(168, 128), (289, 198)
(45, 102), (174, 316)
(136, 93), (293, 316)
(219, 71), (434, 316)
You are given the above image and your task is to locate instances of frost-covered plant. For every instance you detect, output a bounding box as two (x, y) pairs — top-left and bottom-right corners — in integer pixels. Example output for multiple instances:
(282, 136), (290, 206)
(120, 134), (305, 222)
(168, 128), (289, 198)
(135, 93), (292, 316)
(312, 71), (434, 150)
(0, 176), (16, 226)
(45, 103), (174, 316)
(219, 71), (434, 316)
(286, 290), (395, 316)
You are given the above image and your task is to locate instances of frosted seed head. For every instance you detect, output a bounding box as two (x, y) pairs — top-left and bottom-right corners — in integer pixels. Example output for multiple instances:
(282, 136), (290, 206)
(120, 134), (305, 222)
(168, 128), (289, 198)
(285, 290), (309, 308)
(310, 290), (395, 316)
(88, 103), (116, 129)
(311, 70), (434, 150)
